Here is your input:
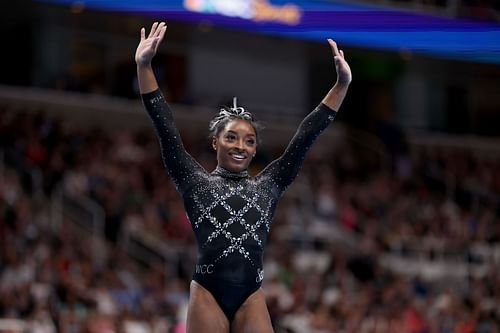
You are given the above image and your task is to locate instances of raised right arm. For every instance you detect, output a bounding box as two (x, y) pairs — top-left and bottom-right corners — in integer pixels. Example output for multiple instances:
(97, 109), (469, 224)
(136, 22), (205, 193)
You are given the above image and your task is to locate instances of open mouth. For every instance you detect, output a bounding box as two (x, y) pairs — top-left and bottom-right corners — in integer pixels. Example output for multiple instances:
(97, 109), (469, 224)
(229, 152), (247, 161)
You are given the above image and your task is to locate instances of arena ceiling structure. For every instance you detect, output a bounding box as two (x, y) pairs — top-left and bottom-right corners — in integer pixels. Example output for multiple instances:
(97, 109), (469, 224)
(40, 0), (500, 64)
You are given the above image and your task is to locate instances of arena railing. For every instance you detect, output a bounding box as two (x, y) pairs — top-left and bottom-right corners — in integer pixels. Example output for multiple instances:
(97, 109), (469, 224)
(0, 147), (44, 201)
(408, 131), (500, 154)
(0, 84), (345, 148)
(51, 183), (192, 270)
(51, 185), (107, 263)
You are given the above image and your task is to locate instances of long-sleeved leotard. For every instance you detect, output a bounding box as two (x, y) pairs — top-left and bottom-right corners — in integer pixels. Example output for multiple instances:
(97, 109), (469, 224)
(142, 90), (337, 321)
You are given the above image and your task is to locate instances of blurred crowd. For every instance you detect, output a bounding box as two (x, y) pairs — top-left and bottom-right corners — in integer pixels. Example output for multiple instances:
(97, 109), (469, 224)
(1, 104), (499, 333)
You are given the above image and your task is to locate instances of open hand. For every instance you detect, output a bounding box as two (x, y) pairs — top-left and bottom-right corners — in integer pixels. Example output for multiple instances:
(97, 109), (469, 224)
(328, 39), (352, 86)
(135, 22), (167, 66)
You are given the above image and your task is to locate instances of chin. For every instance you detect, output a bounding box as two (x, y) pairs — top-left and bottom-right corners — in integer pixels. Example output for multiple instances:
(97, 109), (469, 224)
(226, 162), (249, 172)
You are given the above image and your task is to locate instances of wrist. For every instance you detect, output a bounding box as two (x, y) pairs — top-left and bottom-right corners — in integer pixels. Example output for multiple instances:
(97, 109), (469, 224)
(333, 80), (350, 91)
(136, 62), (153, 70)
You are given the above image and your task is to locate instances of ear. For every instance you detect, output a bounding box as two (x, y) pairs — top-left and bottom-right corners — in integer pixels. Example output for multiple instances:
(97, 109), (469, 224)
(212, 136), (217, 151)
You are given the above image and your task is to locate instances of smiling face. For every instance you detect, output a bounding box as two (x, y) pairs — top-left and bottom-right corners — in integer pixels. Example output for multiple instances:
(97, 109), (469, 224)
(213, 119), (257, 172)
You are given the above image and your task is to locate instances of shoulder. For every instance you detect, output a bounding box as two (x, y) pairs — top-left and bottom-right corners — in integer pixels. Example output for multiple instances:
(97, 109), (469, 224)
(251, 173), (282, 198)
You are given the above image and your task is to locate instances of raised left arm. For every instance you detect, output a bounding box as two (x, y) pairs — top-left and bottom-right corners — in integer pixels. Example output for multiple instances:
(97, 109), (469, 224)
(260, 39), (351, 192)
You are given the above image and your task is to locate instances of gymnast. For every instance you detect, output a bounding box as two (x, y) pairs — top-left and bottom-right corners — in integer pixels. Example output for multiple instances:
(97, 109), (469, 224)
(135, 21), (351, 333)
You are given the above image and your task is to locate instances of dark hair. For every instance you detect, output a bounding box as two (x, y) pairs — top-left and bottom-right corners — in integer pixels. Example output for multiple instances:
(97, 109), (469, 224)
(209, 98), (263, 144)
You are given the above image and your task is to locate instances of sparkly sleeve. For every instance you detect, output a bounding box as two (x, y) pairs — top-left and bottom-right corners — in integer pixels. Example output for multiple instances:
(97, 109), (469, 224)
(260, 103), (337, 192)
(142, 89), (206, 194)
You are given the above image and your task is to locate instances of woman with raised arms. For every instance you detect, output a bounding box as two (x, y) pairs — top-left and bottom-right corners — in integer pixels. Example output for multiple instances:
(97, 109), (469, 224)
(135, 21), (351, 333)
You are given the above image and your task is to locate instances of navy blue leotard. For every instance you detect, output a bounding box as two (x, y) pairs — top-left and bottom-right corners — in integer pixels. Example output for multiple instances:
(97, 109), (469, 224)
(142, 90), (337, 322)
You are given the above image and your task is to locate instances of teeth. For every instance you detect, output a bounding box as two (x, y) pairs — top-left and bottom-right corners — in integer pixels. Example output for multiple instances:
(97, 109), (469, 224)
(232, 154), (245, 160)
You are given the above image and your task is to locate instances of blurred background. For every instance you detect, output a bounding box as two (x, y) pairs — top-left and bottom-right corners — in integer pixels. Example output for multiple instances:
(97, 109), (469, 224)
(0, 0), (499, 332)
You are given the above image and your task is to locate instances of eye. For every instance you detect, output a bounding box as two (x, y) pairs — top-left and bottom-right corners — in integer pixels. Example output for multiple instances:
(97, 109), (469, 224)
(246, 138), (256, 145)
(226, 134), (236, 141)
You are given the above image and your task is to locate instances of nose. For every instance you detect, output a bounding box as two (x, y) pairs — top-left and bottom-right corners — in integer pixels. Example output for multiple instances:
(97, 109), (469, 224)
(234, 139), (245, 150)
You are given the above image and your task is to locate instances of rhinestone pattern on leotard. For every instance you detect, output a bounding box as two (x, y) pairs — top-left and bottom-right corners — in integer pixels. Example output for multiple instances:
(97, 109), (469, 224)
(142, 90), (337, 285)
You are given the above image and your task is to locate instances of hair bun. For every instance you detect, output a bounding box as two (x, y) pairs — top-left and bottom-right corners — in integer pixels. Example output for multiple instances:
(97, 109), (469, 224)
(209, 97), (253, 132)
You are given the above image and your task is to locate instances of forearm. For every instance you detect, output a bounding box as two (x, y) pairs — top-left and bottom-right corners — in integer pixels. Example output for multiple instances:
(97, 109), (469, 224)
(321, 82), (349, 112)
(137, 64), (159, 94)
(141, 89), (198, 193)
(267, 103), (337, 191)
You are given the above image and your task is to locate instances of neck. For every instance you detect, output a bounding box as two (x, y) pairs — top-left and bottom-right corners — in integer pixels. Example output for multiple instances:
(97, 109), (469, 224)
(213, 165), (249, 179)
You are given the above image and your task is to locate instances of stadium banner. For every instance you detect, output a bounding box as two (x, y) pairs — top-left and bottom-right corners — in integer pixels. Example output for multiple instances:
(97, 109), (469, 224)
(41, 0), (500, 63)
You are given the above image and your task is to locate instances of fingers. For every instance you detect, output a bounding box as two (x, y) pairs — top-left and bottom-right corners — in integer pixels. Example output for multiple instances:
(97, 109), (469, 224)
(144, 22), (166, 43)
(328, 38), (339, 57)
(328, 39), (347, 60)
(157, 25), (167, 44)
(148, 22), (158, 38)
(151, 23), (167, 52)
(153, 22), (166, 38)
